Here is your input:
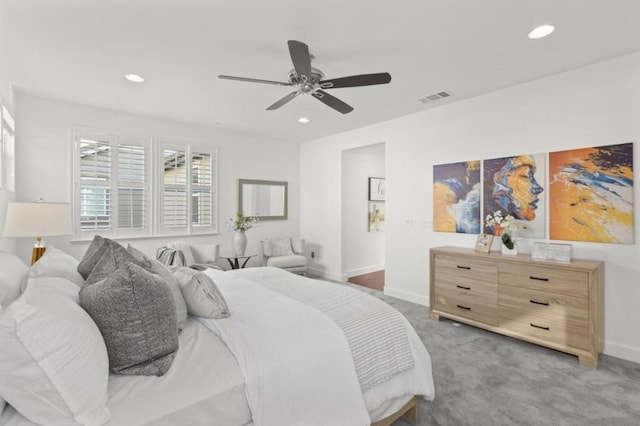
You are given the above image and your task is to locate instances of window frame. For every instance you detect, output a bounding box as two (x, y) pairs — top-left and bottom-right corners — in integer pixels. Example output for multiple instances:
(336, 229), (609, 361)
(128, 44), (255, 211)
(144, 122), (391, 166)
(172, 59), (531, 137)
(72, 128), (218, 241)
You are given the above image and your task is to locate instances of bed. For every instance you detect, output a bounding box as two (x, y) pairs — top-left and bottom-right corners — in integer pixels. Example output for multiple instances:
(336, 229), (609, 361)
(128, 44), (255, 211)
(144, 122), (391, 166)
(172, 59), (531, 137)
(0, 245), (434, 426)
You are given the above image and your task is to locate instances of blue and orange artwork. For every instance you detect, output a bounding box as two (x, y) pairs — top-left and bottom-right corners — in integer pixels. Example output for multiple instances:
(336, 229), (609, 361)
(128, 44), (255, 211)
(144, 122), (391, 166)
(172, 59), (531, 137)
(549, 143), (633, 243)
(483, 154), (546, 238)
(433, 161), (480, 234)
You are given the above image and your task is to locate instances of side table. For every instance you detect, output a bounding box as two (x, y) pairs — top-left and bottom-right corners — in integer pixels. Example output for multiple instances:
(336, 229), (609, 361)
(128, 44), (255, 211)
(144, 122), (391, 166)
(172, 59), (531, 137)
(219, 254), (256, 270)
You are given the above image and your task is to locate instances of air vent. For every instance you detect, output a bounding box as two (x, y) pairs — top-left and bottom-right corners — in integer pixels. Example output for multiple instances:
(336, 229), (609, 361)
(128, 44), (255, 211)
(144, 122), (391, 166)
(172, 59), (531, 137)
(418, 90), (452, 104)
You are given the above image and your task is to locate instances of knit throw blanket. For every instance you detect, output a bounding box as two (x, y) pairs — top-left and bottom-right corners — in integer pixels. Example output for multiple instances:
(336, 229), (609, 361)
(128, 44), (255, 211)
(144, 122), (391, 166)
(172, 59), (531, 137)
(232, 268), (414, 392)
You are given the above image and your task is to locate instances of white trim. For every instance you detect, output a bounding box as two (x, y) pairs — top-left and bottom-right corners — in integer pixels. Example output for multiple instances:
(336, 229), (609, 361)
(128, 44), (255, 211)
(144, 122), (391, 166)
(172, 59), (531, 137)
(383, 286), (429, 306)
(603, 340), (640, 364)
(307, 267), (348, 282)
(346, 264), (385, 278)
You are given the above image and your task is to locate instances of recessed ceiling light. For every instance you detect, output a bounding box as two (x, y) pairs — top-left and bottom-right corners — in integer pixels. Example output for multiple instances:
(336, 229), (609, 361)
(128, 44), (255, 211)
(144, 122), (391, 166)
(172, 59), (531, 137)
(298, 117), (310, 123)
(124, 73), (145, 83)
(528, 25), (555, 39)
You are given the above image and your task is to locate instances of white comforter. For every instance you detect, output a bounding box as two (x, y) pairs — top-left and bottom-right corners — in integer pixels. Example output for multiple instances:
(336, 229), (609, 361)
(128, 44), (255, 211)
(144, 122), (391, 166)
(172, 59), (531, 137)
(202, 267), (434, 426)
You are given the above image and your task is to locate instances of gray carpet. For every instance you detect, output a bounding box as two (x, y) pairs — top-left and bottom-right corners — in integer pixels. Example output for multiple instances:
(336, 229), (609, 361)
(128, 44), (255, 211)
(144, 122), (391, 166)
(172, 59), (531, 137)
(346, 283), (640, 426)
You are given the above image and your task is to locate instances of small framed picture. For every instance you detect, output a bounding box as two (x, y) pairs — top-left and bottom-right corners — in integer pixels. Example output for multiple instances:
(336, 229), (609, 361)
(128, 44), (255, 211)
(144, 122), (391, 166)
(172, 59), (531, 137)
(368, 177), (385, 201)
(475, 233), (494, 253)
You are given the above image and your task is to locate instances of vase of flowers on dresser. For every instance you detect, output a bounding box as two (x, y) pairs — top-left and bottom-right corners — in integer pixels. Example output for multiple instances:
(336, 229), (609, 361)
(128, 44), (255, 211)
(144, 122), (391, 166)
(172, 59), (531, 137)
(227, 212), (258, 256)
(485, 210), (526, 255)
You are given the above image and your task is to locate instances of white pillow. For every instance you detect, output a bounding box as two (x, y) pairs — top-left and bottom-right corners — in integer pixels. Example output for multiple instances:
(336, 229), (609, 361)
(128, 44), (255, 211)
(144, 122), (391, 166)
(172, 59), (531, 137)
(269, 238), (294, 257)
(28, 246), (85, 287)
(0, 251), (28, 308)
(0, 284), (110, 425)
(171, 267), (230, 319)
(167, 241), (196, 267)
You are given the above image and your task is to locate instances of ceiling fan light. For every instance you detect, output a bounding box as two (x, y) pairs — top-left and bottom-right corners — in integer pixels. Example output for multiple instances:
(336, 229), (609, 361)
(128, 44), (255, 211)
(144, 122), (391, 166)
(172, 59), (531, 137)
(298, 117), (310, 123)
(528, 25), (555, 39)
(124, 73), (145, 83)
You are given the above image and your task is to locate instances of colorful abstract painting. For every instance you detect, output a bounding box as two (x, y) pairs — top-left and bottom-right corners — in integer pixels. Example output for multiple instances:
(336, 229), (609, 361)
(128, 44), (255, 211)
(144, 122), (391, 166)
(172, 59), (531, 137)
(549, 143), (633, 243)
(433, 160), (481, 233)
(483, 153), (546, 238)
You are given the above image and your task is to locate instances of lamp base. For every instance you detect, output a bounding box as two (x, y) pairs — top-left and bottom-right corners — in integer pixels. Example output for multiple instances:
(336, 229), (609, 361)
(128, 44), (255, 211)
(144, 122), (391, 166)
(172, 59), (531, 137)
(31, 247), (46, 265)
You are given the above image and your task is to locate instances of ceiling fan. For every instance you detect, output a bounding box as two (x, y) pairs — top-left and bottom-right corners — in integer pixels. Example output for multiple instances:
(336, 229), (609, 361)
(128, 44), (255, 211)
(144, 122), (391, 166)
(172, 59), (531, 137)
(218, 40), (391, 114)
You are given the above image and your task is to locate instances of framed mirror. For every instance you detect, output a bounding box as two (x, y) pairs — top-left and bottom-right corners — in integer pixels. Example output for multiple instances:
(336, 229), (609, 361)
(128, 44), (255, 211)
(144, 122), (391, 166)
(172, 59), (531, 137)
(238, 179), (288, 220)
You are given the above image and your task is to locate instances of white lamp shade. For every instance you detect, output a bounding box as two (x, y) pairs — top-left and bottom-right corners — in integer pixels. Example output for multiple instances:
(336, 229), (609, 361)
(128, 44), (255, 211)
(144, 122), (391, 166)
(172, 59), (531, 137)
(3, 202), (72, 238)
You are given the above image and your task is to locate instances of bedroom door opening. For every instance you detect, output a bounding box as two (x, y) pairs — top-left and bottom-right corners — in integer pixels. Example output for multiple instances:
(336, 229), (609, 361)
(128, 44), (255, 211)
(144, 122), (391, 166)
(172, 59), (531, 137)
(340, 142), (385, 291)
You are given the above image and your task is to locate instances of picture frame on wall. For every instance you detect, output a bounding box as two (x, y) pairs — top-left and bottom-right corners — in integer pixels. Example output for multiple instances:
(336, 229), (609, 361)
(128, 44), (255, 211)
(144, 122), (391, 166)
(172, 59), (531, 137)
(368, 177), (385, 201)
(475, 233), (494, 253)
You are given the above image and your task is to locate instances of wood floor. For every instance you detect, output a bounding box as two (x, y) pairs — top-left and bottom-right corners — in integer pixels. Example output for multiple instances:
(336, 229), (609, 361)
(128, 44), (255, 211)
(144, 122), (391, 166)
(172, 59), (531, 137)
(347, 270), (384, 291)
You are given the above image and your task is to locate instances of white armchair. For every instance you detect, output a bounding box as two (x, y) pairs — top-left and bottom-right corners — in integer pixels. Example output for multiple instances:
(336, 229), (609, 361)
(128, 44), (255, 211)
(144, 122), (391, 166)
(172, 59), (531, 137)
(157, 241), (223, 270)
(260, 237), (307, 275)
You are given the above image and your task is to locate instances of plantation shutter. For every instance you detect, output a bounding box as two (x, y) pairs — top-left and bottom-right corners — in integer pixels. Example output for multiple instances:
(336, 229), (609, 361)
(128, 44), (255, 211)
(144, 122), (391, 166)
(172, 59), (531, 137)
(162, 148), (189, 231)
(78, 134), (112, 232)
(74, 131), (150, 238)
(191, 151), (213, 228)
(117, 143), (147, 231)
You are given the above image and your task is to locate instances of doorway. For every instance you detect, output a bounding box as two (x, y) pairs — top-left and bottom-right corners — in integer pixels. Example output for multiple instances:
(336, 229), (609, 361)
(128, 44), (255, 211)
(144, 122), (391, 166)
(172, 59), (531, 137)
(341, 142), (385, 291)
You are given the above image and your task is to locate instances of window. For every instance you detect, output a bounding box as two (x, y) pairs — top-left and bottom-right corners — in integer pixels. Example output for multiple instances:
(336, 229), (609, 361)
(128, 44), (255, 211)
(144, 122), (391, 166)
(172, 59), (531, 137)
(73, 128), (217, 240)
(74, 130), (151, 239)
(1, 103), (16, 191)
(158, 141), (216, 235)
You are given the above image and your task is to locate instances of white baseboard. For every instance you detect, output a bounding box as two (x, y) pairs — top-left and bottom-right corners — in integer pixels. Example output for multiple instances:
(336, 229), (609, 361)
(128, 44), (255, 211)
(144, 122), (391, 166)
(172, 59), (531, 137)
(346, 264), (385, 278)
(383, 286), (429, 307)
(603, 340), (640, 364)
(307, 267), (347, 283)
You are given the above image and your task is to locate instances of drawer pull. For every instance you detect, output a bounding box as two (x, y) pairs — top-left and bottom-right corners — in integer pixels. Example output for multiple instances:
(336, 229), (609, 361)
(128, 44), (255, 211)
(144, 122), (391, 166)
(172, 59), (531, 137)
(456, 285), (471, 290)
(456, 265), (471, 270)
(456, 304), (471, 310)
(529, 276), (549, 282)
(530, 323), (549, 331)
(530, 299), (549, 306)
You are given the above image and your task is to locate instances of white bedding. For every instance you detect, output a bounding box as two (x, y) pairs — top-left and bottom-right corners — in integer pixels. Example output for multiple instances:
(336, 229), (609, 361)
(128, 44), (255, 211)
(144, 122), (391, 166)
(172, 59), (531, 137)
(0, 320), (251, 426)
(203, 267), (435, 424)
(1, 267), (434, 426)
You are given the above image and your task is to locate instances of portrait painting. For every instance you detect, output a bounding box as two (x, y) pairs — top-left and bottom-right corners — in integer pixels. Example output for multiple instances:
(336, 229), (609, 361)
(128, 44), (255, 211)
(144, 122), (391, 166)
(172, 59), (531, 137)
(549, 142), (633, 243)
(368, 202), (385, 233)
(433, 160), (481, 234)
(483, 153), (546, 238)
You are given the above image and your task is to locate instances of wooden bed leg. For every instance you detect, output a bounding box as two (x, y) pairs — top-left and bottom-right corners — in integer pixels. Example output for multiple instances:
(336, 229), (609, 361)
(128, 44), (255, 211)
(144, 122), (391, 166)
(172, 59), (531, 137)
(404, 402), (417, 422)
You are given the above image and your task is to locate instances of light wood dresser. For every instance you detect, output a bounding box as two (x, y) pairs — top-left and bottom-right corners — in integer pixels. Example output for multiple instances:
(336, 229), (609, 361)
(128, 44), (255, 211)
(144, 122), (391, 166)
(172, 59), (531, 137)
(429, 246), (604, 367)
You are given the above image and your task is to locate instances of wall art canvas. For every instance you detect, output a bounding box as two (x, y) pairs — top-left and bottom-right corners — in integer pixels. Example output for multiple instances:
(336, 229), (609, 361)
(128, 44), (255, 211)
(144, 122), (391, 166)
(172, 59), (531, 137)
(368, 202), (384, 232)
(483, 153), (545, 238)
(549, 142), (633, 243)
(433, 160), (481, 234)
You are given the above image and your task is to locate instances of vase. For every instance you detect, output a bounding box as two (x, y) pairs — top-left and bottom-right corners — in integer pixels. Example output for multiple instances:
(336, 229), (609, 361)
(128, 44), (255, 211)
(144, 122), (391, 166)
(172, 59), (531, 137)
(501, 243), (518, 256)
(232, 230), (247, 256)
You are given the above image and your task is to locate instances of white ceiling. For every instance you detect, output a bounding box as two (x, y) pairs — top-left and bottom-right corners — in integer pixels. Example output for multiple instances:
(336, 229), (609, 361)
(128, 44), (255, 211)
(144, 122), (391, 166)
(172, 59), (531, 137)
(2, 0), (640, 144)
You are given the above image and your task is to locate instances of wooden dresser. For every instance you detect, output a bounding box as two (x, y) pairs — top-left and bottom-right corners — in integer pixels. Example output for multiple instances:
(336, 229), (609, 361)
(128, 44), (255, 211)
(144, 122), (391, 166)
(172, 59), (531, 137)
(429, 246), (604, 367)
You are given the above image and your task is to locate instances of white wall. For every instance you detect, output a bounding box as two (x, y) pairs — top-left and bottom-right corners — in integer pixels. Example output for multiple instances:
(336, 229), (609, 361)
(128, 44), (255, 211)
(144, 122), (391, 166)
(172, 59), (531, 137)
(14, 93), (300, 267)
(340, 143), (385, 279)
(300, 52), (640, 363)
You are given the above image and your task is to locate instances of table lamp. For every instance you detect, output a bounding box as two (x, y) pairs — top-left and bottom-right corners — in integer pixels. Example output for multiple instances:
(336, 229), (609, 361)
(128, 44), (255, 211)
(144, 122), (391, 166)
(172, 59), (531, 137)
(2, 199), (72, 264)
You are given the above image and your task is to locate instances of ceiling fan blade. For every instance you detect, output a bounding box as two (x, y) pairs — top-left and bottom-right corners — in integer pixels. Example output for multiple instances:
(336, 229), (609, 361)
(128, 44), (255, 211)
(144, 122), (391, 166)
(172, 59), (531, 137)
(320, 72), (391, 89)
(287, 40), (312, 80)
(218, 75), (292, 87)
(312, 90), (354, 114)
(266, 91), (300, 110)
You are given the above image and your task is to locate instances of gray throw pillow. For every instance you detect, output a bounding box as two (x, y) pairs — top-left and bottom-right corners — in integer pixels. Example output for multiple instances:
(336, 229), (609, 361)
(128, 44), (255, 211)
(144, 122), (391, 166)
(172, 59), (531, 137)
(171, 267), (230, 319)
(79, 262), (178, 376)
(127, 245), (188, 332)
(77, 235), (110, 279)
(85, 239), (146, 286)
(269, 238), (295, 257)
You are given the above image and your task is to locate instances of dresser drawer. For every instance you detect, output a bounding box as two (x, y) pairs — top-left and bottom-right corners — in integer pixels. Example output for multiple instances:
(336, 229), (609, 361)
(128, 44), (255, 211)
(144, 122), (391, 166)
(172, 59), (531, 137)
(499, 307), (589, 350)
(498, 263), (588, 298)
(434, 254), (497, 288)
(434, 292), (497, 326)
(498, 284), (588, 324)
